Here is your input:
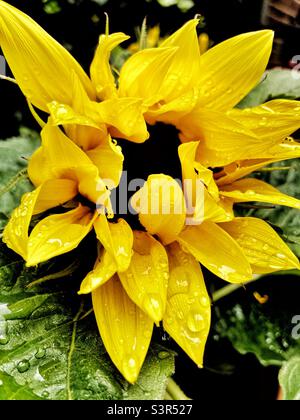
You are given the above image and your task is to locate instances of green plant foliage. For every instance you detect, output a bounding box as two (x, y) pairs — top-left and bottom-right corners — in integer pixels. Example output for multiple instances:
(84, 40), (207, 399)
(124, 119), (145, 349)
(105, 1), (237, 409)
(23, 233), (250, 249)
(0, 129), (40, 230)
(279, 356), (300, 400)
(0, 241), (174, 400)
(238, 69), (300, 108)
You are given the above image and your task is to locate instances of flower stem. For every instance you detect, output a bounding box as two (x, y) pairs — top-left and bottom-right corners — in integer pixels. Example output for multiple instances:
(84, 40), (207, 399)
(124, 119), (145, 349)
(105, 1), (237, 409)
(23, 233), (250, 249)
(212, 277), (260, 303)
(166, 378), (191, 400)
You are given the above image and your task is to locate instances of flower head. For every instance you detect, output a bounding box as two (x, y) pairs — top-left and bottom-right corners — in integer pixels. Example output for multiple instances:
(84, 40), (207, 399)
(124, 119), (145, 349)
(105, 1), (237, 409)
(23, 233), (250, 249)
(1, 1), (300, 384)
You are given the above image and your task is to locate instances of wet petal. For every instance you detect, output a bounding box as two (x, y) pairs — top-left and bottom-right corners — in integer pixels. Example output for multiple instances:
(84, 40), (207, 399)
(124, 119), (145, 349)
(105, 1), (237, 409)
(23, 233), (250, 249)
(131, 175), (186, 245)
(90, 32), (130, 100)
(164, 242), (211, 367)
(119, 231), (169, 324)
(79, 249), (117, 294)
(27, 206), (96, 266)
(178, 222), (252, 283)
(220, 178), (300, 209)
(94, 216), (133, 272)
(220, 218), (300, 273)
(92, 275), (153, 383)
(197, 30), (273, 111)
(0, 1), (95, 112)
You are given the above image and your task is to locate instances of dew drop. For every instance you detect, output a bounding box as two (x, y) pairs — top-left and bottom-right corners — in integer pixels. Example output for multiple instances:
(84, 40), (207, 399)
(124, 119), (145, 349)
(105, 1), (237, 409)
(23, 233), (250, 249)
(41, 391), (49, 399)
(158, 351), (170, 360)
(122, 356), (138, 382)
(35, 348), (46, 359)
(187, 311), (205, 333)
(17, 360), (30, 373)
(0, 335), (9, 345)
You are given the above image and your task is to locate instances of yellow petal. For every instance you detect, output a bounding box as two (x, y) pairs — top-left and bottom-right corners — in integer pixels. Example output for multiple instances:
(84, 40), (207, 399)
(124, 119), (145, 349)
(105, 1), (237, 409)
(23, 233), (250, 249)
(131, 175), (186, 245)
(0, 1), (95, 112)
(27, 206), (96, 266)
(32, 179), (78, 215)
(86, 136), (124, 189)
(96, 98), (149, 143)
(28, 123), (108, 205)
(118, 47), (178, 105)
(92, 275), (153, 383)
(90, 32), (130, 100)
(192, 190), (234, 225)
(228, 100), (300, 141)
(178, 141), (219, 202)
(28, 147), (53, 187)
(79, 249), (117, 294)
(3, 188), (41, 260)
(196, 30), (274, 111)
(220, 178), (300, 209)
(119, 231), (169, 324)
(157, 19), (201, 102)
(178, 222), (252, 283)
(163, 242), (211, 367)
(94, 216), (133, 272)
(220, 218), (300, 273)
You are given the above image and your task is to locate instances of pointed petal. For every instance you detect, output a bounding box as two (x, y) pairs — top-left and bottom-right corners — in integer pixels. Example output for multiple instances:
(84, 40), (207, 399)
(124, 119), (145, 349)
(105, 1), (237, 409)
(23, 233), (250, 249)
(92, 275), (153, 383)
(228, 100), (300, 141)
(90, 32), (130, 100)
(220, 218), (300, 273)
(26, 206), (96, 266)
(220, 178), (300, 209)
(192, 190), (234, 224)
(197, 30), (274, 111)
(79, 249), (117, 294)
(118, 47), (178, 105)
(28, 146), (53, 187)
(0, 1), (95, 112)
(94, 216), (133, 272)
(32, 179), (78, 215)
(119, 231), (169, 324)
(178, 222), (252, 283)
(3, 188), (41, 260)
(131, 175), (186, 245)
(86, 136), (124, 189)
(163, 242), (211, 367)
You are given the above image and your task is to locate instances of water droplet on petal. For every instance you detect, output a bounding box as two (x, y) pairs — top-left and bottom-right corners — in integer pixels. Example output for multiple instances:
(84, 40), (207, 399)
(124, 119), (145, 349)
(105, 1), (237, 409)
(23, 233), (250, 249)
(122, 356), (138, 382)
(187, 311), (205, 333)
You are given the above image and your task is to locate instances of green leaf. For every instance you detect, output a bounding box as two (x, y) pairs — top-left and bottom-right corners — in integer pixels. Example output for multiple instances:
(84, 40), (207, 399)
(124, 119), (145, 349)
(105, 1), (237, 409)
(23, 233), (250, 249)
(214, 276), (300, 367)
(0, 128), (40, 230)
(0, 242), (174, 400)
(238, 69), (300, 109)
(279, 356), (300, 400)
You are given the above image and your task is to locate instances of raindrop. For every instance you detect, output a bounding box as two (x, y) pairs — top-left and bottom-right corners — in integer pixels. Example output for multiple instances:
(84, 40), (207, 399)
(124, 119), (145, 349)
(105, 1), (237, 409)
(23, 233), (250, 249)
(122, 356), (138, 382)
(41, 391), (49, 399)
(0, 336), (9, 345)
(187, 311), (205, 333)
(35, 348), (46, 359)
(17, 360), (30, 373)
(158, 351), (170, 360)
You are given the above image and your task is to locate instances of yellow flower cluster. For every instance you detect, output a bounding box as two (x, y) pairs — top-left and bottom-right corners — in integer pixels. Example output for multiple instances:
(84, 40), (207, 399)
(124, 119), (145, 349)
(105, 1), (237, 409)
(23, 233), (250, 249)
(1, 1), (300, 383)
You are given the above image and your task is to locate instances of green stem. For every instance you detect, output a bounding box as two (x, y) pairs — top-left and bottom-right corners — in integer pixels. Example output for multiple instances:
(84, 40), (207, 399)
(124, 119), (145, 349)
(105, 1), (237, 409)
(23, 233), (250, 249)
(212, 277), (260, 303)
(166, 378), (191, 400)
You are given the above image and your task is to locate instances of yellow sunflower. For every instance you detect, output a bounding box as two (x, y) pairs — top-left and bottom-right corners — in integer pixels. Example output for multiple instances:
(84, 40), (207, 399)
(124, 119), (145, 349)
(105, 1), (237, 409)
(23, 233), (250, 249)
(1, 1), (300, 385)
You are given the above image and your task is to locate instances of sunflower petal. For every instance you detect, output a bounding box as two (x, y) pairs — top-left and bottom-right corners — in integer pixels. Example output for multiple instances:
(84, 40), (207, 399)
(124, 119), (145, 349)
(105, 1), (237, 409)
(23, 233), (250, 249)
(92, 275), (153, 383)
(220, 178), (300, 209)
(131, 175), (186, 245)
(90, 32), (130, 100)
(119, 231), (169, 324)
(220, 218), (300, 273)
(178, 222), (252, 283)
(163, 242), (211, 367)
(86, 136), (124, 189)
(79, 249), (117, 294)
(196, 30), (274, 111)
(0, 1), (95, 112)
(94, 216), (133, 272)
(3, 188), (41, 260)
(26, 206), (96, 266)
